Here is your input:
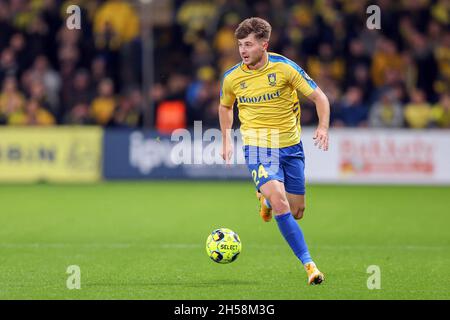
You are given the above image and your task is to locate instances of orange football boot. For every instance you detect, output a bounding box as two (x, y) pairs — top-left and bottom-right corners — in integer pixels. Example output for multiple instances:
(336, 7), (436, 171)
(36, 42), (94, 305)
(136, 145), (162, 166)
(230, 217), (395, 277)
(256, 191), (272, 222)
(305, 262), (325, 285)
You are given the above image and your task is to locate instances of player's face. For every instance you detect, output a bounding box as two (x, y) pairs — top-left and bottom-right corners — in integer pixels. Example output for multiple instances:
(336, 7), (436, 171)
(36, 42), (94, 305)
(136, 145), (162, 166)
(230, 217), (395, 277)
(238, 33), (268, 66)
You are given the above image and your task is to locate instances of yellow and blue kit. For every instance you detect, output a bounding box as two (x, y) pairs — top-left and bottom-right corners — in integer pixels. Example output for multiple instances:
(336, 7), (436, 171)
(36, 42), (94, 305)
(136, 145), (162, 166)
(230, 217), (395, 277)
(220, 52), (318, 194)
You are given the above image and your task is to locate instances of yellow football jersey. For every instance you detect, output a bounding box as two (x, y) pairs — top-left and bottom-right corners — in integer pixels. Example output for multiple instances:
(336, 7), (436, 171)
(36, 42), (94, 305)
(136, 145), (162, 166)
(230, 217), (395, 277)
(220, 52), (317, 148)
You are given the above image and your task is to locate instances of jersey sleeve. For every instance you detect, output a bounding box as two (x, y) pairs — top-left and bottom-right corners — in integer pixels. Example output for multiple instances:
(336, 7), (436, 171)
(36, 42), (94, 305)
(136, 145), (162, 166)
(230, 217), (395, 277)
(220, 75), (236, 107)
(286, 63), (318, 97)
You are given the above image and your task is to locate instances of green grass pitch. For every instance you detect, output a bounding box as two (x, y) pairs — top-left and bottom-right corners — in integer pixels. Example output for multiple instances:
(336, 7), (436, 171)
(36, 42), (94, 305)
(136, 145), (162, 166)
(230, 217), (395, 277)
(0, 181), (449, 299)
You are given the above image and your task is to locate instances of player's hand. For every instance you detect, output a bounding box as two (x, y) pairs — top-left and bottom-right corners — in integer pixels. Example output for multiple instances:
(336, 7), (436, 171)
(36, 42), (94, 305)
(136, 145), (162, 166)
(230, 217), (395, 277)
(221, 139), (234, 164)
(313, 126), (329, 151)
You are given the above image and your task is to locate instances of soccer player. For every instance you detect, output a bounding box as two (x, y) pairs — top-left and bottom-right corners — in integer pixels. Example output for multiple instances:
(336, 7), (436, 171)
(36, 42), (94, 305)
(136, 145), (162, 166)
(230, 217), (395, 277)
(218, 17), (330, 285)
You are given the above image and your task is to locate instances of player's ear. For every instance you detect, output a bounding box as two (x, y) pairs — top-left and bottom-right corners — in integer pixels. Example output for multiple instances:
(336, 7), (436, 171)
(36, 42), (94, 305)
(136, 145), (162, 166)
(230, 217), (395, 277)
(262, 40), (269, 51)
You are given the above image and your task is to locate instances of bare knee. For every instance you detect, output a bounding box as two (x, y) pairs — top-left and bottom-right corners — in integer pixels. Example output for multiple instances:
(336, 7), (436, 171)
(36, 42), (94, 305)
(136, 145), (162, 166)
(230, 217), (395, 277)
(292, 205), (305, 220)
(268, 192), (290, 214)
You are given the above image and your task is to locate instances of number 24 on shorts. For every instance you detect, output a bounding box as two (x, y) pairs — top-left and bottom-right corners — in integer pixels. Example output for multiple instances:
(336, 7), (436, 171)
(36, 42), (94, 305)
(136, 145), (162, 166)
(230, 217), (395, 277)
(251, 165), (269, 186)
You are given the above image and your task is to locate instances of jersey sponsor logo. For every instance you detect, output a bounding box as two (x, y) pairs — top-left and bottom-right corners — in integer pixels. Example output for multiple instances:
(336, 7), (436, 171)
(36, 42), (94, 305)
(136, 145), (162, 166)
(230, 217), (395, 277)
(237, 90), (281, 104)
(267, 73), (277, 86)
(240, 81), (248, 89)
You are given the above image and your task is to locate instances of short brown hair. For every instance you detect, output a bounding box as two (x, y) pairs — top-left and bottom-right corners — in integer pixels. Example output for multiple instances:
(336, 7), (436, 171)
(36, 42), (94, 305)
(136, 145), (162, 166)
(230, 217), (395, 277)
(235, 17), (272, 41)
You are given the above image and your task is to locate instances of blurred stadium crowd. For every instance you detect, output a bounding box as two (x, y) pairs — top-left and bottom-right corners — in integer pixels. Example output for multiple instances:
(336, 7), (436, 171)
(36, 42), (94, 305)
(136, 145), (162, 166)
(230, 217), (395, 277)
(0, 0), (449, 131)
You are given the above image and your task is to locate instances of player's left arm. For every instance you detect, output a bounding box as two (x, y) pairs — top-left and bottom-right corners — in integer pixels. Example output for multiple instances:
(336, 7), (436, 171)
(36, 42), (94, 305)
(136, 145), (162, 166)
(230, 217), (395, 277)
(307, 87), (330, 151)
(286, 63), (330, 151)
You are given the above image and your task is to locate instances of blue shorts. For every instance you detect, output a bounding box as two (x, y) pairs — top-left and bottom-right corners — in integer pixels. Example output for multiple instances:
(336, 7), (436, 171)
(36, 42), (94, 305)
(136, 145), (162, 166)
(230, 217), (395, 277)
(243, 141), (306, 195)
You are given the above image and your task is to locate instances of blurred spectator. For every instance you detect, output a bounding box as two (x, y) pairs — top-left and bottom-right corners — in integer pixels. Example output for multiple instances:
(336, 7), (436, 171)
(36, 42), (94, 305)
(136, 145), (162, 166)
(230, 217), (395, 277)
(186, 66), (216, 122)
(8, 99), (55, 126)
(346, 64), (373, 102)
(202, 99), (220, 128)
(369, 90), (404, 128)
(91, 56), (109, 90)
(64, 102), (92, 125)
(431, 0), (450, 25)
(90, 78), (116, 126)
(57, 42), (79, 112)
(214, 13), (240, 55)
(0, 1), (14, 49)
(431, 93), (450, 128)
(27, 14), (51, 59)
(0, 76), (25, 124)
(112, 94), (141, 128)
(333, 87), (368, 127)
(371, 38), (403, 88)
(433, 31), (450, 95)
(11, 0), (36, 31)
(29, 55), (61, 112)
(65, 69), (94, 111)
(149, 83), (167, 108)
(0, 48), (18, 84)
(191, 39), (216, 72)
(176, 0), (218, 45)
(308, 43), (345, 83)
(165, 73), (189, 100)
(111, 87), (143, 128)
(345, 38), (371, 81)
(408, 32), (438, 100)
(404, 89), (432, 129)
(9, 33), (30, 76)
(28, 80), (52, 115)
(93, 0), (139, 89)
(93, 0), (139, 50)
(401, 52), (418, 95)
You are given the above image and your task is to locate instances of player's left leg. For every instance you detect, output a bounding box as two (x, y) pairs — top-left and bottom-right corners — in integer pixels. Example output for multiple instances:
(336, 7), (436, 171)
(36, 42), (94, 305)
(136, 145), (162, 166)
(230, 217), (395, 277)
(284, 194), (324, 285)
(286, 192), (305, 220)
(280, 142), (324, 285)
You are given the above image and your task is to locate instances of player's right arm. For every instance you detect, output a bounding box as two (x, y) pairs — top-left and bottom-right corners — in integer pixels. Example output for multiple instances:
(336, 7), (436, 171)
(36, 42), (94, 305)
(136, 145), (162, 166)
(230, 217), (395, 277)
(219, 103), (233, 163)
(218, 75), (236, 164)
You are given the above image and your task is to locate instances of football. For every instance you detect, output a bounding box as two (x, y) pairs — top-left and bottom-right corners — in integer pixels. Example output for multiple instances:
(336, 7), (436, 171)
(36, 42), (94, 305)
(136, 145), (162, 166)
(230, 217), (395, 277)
(206, 228), (242, 264)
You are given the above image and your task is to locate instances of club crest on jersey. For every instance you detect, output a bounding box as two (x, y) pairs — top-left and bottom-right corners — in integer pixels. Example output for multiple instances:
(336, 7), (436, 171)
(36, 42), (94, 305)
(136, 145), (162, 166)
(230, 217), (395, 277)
(267, 73), (277, 86)
(240, 81), (248, 89)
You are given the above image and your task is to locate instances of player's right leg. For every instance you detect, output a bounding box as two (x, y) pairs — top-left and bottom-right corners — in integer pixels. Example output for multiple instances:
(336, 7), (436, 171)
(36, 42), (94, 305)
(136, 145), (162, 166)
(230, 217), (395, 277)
(243, 145), (280, 222)
(259, 180), (290, 216)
